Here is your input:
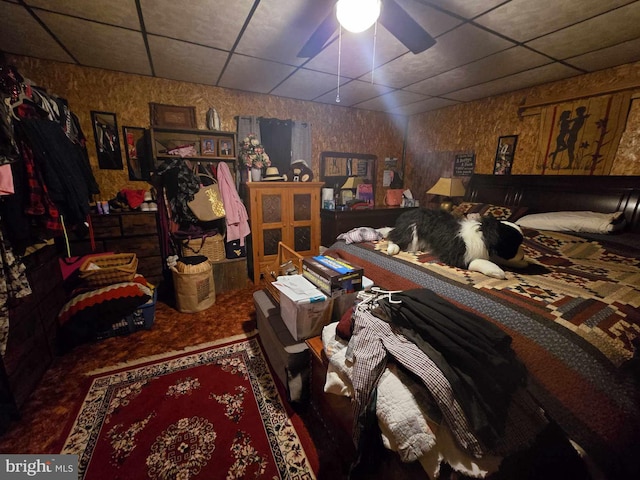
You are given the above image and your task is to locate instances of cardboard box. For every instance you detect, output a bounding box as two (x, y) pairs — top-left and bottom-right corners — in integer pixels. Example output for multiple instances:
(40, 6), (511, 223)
(273, 275), (333, 341)
(302, 255), (364, 296)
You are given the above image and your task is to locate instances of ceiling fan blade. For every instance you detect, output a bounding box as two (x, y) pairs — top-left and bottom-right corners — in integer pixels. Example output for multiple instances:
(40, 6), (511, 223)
(297, 10), (339, 58)
(380, 0), (436, 54)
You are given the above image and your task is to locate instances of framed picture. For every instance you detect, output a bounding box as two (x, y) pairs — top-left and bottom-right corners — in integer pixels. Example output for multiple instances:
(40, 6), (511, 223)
(201, 138), (217, 156)
(122, 126), (151, 181)
(217, 138), (234, 157)
(91, 111), (123, 170)
(494, 135), (518, 175)
(149, 103), (196, 128)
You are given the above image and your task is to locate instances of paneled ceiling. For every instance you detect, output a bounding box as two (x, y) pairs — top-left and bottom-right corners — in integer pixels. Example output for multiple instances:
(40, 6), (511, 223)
(2, 0), (640, 116)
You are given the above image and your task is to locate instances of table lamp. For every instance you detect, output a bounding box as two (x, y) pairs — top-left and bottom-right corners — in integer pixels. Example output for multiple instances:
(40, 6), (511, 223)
(426, 177), (466, 211)
(340, 176), (360, 205)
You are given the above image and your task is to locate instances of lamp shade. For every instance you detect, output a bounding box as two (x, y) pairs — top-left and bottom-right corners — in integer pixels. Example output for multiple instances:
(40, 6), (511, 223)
(341, 176), (360, 190)
(426, 177), (466, 197)
(336, 0), (381, 33)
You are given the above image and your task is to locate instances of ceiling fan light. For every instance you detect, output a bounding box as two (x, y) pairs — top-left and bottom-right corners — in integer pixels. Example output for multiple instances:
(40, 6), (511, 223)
(336, 0), (381, 33)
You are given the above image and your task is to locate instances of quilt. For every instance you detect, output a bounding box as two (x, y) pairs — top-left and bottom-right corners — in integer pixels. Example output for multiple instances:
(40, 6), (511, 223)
(325, 229), (640, 479)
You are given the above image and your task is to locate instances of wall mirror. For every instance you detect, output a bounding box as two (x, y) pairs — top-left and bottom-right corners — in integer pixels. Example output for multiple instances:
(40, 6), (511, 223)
(320, 151), (377, 206)
(91, 111), (123, 170)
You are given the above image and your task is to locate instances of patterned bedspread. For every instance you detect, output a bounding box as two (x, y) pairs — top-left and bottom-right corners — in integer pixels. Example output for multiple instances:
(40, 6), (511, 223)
(326, 229), (640, 479)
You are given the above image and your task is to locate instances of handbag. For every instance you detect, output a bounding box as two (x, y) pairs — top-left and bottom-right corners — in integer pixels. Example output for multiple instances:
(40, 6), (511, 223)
(188, 166), (226, 221)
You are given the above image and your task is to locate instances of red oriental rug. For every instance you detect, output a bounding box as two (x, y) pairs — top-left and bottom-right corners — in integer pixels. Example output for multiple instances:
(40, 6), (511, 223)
(60, 333), (318, 479)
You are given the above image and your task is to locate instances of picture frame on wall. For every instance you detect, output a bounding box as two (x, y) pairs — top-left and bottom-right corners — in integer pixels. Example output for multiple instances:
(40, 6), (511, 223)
(91, 111), (123, 170)
(217, 138), (234, 157)
(494, 135), (518, 175)
(122, 126), (151, 181)
(201, 138), (217, 156)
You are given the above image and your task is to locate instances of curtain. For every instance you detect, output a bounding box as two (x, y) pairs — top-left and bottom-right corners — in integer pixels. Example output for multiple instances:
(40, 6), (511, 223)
(258, 117), (292, 173)
(291, 121), (311, 164)
(236, 116), (312, 172)
(236, 116), (261, 145)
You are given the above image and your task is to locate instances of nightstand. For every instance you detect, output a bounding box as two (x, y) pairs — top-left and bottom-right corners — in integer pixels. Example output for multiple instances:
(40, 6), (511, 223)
(320, 206), (416, 247)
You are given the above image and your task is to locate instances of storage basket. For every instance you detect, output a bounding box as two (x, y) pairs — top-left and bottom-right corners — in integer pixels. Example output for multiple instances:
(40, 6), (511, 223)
(78, 253), (138, 287)
(179, 233), (225, 262)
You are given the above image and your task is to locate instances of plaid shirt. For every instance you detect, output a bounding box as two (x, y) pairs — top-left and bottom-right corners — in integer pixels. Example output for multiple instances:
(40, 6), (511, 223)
(20, 140), (62, 233)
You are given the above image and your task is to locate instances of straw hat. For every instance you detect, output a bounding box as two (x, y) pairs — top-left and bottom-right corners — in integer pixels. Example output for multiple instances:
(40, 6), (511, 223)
(262, 166), (285, 181)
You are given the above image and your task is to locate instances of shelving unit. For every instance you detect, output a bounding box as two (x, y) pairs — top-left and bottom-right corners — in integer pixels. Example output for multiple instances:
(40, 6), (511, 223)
(149, 126), (238, 168)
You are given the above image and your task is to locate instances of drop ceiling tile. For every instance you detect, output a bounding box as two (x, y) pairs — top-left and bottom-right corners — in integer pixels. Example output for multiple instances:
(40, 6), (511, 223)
(270, 68), (347, 101)
(0, 2), (73, 63)
(566, 37), (640, 71)
(219, 55), (296, 94)
(389, 97), (460, 116)
(355, 89), (430, 112)
(25, 0), (140, 30)
(148, 36), (227, 85)
(474, 0), (636, 43)
(446, 63), (580, 102)
(140, 0), (253, 50)
(314, 79), (394, 106)
(424, 0), (507, 19)
(526, 2), (640, 60)
(406, 47), (551, 96)
(369, 23), (515, 89)
(38, 11), (151, 75)
(235, 0), (322, 65)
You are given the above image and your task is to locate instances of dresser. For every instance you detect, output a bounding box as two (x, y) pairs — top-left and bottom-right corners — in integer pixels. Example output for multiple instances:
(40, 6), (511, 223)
(320, 206), (416, 247)
(1, 245), (66, 432)
(67, 211), (163, 285)
(245, 182), (323, 284)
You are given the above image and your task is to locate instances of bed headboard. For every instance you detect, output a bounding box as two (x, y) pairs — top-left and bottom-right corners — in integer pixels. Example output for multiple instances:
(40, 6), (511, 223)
(465, 174), (640, 232)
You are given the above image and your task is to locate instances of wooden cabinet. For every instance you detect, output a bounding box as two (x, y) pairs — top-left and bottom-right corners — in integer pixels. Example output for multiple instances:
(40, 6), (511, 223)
(1, 245), (65, 432)
(246, 182), (323, 284)
(320, 206), (415, 247)
(67, 212), (163, 285)
(149, 126), (237, 169)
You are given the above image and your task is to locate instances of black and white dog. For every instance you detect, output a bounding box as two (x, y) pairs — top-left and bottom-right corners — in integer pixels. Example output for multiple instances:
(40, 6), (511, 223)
(384, 209), (527, 279)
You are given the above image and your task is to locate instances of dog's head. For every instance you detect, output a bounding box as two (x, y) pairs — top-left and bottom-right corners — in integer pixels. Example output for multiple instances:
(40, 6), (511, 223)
(480, 216), (528, 268)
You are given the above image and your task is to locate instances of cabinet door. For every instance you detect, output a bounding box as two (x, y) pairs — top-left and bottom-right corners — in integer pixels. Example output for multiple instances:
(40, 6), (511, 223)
(248, 183), (322, 283)
(288, 189), (315, 254)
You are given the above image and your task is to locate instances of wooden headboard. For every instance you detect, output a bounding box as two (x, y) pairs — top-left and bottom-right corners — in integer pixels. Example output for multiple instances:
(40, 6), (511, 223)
(465, 175), (640, 232)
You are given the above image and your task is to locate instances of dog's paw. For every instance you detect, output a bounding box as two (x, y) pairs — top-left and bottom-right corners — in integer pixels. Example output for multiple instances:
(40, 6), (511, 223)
(468, 259), (506, 279)
(387, 242), (400, 255)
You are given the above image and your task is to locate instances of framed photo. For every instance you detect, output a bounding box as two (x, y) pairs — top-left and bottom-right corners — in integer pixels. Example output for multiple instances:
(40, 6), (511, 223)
(149, 103), (196, 128)
(201, 138), (217, 156)
(91, 111), (123, 170)
(122, 126), (151, 181)
(494, 135), (518, 175)
(217, 138), (235, 157)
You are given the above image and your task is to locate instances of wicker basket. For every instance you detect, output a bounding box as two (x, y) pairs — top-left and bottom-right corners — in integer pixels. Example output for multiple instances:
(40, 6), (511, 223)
(179, 234), (225, 262)
(79, 253), (138, 287)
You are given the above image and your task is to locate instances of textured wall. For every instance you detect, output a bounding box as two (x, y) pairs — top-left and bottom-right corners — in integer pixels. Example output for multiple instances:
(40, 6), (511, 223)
(8, 55), (640, 207)
(8, 55), (404, 204)
(405, 60), (640, 205)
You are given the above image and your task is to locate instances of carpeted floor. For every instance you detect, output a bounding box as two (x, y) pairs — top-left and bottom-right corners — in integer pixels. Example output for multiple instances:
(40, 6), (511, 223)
(0, 281), (350, 479)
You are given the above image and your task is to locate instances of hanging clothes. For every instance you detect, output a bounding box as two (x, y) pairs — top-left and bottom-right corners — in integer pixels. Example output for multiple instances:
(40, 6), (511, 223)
(0, 218), (32, 358)
(217, 162), (250, 245)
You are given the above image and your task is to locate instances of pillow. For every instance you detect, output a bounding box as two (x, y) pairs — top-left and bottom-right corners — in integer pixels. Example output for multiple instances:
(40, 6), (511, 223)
(516, 211), (626, 233)
(337, 226), (383, 244)
(451, 202), (529, 222)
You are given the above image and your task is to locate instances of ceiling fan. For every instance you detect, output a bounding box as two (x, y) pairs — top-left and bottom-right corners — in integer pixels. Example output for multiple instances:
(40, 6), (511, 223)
(297, 0), (436, 58)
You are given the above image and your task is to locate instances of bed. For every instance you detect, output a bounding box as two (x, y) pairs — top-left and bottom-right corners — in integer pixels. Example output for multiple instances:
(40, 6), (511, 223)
(315, 174), (640, 479)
